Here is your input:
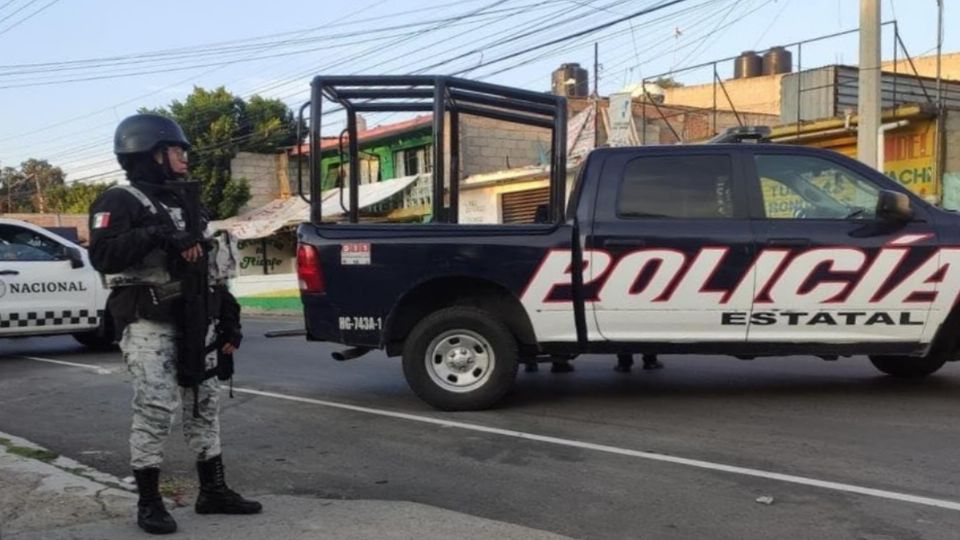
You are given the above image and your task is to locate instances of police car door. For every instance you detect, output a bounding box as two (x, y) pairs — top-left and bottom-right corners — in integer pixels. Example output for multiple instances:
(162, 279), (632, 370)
(745, 151), (939, 345)
(588, 149), (755, 342)
(0, 223), (99, 335)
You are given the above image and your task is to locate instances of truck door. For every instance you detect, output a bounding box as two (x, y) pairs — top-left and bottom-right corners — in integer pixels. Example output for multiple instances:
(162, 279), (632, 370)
(744, 151), (939, 344)
(0, 223), (100, 336)
(587, 149), (756, 343)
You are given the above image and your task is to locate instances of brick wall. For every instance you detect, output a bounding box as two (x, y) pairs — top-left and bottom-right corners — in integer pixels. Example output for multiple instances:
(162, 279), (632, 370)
(3, 213), (90, 244)
(459, 115), (552, 178)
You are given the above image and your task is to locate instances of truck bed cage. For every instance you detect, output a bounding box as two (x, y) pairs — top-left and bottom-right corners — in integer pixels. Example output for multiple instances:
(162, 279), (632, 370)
(300, 75), (567, 225)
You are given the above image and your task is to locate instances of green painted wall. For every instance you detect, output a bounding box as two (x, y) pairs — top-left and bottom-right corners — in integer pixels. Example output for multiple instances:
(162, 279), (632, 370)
(318, 129), (432, 190)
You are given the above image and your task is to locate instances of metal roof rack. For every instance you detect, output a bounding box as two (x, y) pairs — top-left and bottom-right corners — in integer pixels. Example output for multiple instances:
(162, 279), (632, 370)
(299, 76), (568, 224)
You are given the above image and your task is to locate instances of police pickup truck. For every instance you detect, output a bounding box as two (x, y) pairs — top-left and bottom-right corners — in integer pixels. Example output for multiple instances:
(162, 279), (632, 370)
(295, 76), (959, 410)
(0, 218), (113, 349)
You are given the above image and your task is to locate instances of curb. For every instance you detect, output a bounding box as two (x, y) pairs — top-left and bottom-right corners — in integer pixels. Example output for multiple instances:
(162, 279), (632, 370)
(0, 431), (134, 493)
(0, 431), (138, 538)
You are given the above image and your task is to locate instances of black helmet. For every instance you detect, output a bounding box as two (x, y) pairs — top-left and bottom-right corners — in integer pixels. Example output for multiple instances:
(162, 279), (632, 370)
(114, 113), (191, 155)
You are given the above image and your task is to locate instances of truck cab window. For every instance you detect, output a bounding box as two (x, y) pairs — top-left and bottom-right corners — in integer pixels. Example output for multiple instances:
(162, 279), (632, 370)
(755, 154), (880, 220)
(618, 155), (734, 219)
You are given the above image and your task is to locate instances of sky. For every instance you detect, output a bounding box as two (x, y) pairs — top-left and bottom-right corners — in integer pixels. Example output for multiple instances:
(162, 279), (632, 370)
(0, 0), (954, 184)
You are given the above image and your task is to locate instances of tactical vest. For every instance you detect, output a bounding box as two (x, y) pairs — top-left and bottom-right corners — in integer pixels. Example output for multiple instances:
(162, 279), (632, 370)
(102, 185), (180, 290)
(102, 184), (239, 288)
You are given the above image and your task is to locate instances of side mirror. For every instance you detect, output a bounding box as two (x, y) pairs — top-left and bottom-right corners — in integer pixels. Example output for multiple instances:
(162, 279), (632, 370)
(66, 246), (85, 269)
(876, 190), (913, 222)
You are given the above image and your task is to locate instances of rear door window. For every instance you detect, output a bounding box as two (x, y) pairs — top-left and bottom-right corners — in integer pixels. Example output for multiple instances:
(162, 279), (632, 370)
(618, 155), (735, 219)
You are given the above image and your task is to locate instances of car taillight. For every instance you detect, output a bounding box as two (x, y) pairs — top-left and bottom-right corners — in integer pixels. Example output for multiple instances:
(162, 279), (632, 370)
(296, 244), (325, 293)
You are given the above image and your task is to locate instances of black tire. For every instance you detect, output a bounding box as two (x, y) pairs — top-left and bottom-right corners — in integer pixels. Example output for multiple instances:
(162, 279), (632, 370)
(72, 313), (117, 351)
(402, 306), (519, 411)
(868, 354), (947, 378)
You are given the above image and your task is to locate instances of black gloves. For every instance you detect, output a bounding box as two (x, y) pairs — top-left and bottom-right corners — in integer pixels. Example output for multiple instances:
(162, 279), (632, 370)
(166, 230), (199, 253)
(145, 224), (198, 254)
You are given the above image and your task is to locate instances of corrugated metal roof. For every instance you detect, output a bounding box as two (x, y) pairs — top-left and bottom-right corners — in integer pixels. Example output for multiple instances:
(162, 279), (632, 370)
(290, 115), (433, 156)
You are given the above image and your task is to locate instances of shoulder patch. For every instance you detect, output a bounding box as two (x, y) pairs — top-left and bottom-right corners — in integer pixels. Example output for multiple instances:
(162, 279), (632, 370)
(92, 212), (111, 229)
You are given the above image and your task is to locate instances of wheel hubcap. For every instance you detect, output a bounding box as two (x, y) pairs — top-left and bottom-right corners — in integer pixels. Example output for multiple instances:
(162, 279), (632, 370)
(425, 330), (495, 393)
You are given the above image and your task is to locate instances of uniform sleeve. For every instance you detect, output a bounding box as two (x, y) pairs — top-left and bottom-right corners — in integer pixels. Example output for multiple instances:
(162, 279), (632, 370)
(88, 190), (162, 274)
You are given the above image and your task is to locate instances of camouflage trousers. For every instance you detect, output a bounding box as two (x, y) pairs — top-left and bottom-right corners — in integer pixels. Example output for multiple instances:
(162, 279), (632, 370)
(120, 319), (221, 470)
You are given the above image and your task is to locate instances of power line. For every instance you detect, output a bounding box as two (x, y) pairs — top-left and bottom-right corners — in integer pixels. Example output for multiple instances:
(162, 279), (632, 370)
(0, 0), (59, 37)
(0, 0), (557, 165)
(14, 0), (693, 174)
(0, 0), (37, 26)
(37, 0), (556, 167)
(671, 0), (746, 71)
(453, 0), (693, 76)
(60, 0), (669, 173)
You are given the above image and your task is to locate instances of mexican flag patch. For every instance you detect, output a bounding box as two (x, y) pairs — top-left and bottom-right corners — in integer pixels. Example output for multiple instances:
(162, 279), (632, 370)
(92, 212), (111, 229)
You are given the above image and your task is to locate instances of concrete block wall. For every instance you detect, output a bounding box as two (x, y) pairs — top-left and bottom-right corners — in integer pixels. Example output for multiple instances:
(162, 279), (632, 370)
(662, 74), (785, 116)
(945, 108), (960, 176)
(460, 115), (552, 178)
(232, 152), (286, 213)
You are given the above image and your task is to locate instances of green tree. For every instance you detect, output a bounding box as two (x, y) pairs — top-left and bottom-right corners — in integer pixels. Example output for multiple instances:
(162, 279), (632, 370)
(0, 159), (66, 213)
(652, 77), (684, 89)
(46, 181), (115, 214)
(143, 86), (301, 219)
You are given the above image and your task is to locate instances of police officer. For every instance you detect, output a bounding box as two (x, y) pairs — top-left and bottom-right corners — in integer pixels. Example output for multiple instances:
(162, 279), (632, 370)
(89, 114), (261, 535)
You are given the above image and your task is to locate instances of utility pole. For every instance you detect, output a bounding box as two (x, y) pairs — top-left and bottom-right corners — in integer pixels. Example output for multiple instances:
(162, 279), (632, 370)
(29, 173), (44, 213)
(936, 0), (943, 109)
(594, 42), (600, 148)
(857, 0), (881, 169)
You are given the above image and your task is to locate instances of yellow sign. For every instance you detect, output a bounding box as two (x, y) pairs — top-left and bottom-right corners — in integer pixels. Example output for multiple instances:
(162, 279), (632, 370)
(882, 121), (937, 199)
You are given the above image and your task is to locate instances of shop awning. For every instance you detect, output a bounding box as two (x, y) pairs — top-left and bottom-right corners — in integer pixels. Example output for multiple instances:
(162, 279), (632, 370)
(318, 174), (420, 218)
(212, 174), (423, 240)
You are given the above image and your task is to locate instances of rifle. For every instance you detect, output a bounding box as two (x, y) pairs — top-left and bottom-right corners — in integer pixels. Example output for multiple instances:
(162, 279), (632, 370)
(166, 180), (210, 417)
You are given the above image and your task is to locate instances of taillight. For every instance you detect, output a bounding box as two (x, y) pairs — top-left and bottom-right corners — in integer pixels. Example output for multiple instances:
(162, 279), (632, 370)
(297, 244), (325, 293)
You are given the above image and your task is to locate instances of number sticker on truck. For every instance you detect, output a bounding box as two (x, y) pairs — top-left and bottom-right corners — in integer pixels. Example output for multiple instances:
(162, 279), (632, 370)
(339, 316), (382, 331)
(341, 243), (371, 265)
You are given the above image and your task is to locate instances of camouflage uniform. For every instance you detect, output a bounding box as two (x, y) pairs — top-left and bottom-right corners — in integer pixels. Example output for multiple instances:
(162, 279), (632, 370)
(120, 224), (238, 470)
(122, 319), (221, 469)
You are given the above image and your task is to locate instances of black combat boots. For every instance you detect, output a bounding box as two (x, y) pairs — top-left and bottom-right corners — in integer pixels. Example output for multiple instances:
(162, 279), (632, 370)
(195, 454), (263, 515)
(133, 467), (177, 535)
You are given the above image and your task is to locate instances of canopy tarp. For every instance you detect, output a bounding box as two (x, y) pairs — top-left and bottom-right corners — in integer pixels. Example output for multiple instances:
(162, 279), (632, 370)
(212, 174), (422, 240)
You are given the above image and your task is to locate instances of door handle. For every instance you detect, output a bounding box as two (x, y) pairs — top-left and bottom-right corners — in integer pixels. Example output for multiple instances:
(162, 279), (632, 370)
(766, 238), (811, 247)
(602, 239), (647, 249)
(0, 270), (18, 275)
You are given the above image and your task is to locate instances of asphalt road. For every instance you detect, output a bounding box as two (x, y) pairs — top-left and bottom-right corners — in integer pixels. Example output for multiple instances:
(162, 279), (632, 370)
(1, 316), (959, 539)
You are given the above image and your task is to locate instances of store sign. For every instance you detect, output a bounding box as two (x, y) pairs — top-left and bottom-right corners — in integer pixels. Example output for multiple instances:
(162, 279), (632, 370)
(882, 122), (937, 199)
(237, 236), (294, 275)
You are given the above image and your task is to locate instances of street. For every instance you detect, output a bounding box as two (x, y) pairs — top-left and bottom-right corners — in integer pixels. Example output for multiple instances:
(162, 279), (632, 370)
(1, 316), (959, 539)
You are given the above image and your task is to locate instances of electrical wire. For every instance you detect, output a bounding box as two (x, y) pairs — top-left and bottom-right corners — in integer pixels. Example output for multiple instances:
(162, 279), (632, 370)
(0, 0), (59, 37)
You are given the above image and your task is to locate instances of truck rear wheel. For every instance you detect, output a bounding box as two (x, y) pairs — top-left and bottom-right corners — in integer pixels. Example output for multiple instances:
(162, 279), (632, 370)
(868, 354), (947, 378)
(402, 306), (518, 411)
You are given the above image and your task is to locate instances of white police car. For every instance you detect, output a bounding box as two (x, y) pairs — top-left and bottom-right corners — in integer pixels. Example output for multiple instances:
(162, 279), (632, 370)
(0, 218), (113, 349)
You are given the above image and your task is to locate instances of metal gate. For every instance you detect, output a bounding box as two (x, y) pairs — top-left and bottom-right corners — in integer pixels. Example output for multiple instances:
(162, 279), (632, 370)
(500, 187), (550, 224)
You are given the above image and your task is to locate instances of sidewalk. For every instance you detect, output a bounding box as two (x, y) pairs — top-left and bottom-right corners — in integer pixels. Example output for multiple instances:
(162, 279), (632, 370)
(0, 432), (570, 540)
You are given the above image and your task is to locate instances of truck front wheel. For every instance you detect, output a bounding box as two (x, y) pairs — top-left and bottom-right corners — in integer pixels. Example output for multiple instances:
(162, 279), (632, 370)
(402, 306), (519, 411)
(868, 354), (947, 378)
